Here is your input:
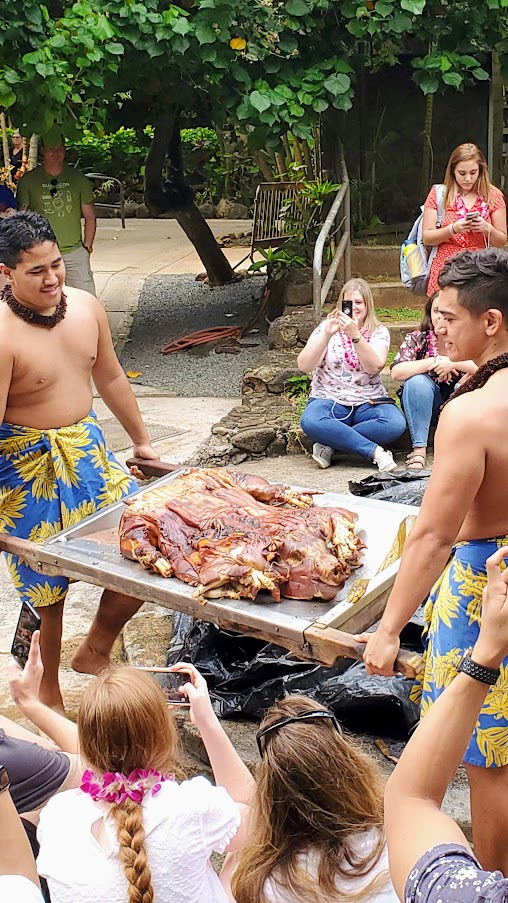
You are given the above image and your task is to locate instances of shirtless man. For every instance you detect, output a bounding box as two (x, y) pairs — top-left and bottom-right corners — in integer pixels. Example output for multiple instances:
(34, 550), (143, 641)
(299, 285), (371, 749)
(0, 211), (159, 710)
(358, 247), (508, 873)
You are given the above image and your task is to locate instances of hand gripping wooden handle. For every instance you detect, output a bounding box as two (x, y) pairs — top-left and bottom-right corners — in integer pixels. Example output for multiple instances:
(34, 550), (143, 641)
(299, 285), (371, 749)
(303, 624), (423, 678)
(126, 457), (182, 478)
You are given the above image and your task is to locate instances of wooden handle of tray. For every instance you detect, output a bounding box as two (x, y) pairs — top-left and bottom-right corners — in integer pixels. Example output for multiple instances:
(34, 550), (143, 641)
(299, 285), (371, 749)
(303, 624), (423, 679)
(126, 457), (182, 478)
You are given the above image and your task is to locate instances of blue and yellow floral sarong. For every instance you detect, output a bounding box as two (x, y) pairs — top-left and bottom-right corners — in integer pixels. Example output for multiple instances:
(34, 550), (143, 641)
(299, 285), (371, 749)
(0, 411), (138, 607)
(411, 536), (508, 768)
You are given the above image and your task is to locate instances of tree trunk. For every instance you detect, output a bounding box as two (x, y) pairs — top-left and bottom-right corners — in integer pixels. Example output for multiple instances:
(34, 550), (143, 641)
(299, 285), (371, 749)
(253, 151), (274, 181)
(28, 134), (38, 170)
(489, 52), (504, 188)
(1, 113), (10, 169)
(420, 92), (434, 198)
(144, 106), (235, 286)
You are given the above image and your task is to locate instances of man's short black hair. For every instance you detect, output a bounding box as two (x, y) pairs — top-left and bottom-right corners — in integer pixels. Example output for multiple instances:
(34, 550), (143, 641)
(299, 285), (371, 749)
(0, 211), (58, 268)
(438, 248), (508, 323)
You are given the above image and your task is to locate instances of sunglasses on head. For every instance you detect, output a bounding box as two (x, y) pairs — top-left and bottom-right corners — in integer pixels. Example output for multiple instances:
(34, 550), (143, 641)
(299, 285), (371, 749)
(50, 178), (58, 197)
(256, 709), (342, 757)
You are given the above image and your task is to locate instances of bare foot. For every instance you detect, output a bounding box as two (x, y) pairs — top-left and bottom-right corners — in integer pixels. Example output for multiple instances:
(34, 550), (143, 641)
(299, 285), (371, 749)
(71, 641), (111, 676)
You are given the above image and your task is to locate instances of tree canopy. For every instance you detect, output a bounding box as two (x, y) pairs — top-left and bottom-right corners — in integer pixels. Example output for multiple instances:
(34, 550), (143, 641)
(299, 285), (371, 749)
(1, 0), (507, 146)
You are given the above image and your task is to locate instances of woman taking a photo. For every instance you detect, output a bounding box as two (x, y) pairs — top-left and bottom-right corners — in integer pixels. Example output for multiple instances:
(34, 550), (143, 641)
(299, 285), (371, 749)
(9, 635), (253, 903)
(298, 278), (406, 472)
(229, 695), (398, 903)
(422, 143), (506, 298)
(391, 293), (477, 469)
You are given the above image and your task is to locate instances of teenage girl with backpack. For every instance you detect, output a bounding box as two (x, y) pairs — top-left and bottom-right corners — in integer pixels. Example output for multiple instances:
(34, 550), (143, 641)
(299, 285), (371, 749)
(422, 143), (506, 298)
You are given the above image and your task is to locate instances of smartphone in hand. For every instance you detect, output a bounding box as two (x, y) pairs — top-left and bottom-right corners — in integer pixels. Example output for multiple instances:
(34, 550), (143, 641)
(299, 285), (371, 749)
(11, 602), (41, 669)
(341, 299), (353, 318)
(465, 211), (479, 220)
(136, 666), (192, 707)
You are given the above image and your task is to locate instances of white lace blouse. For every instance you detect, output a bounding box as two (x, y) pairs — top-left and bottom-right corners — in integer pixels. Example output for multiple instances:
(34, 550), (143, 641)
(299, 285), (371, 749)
(36, 775), (240, 903)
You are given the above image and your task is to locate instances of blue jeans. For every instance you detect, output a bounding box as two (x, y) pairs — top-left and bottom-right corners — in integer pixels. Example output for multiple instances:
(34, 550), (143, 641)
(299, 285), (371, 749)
(401, 374), (450, 448)
(300, 397), (407, 462)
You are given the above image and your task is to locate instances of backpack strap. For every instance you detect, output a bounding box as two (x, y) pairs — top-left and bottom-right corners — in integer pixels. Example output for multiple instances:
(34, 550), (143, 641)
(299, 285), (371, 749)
(434, 183), (446, 227)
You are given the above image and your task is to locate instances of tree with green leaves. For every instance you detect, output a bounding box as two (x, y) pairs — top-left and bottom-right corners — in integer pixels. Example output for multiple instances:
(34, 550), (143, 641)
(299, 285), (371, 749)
(0, 0), (506, 283)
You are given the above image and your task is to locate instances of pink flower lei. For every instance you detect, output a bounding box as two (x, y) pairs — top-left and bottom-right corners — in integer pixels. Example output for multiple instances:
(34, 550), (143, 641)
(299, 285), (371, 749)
(80, 768), (174, 805)
(340, 330), (371, 370)
(455, 193), (490, 222)
(426, 329), (439, 359)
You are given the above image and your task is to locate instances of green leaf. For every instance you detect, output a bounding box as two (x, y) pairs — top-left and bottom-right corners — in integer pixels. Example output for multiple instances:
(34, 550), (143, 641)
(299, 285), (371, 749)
(195, 23), (216, 44)
(458, 55), (481, 67)
(274, 84), (294, 99)
(473, 68), (490, 80)
(105, 43), (124, 55)
(48, 33), (66, 50)
(285, 0), (309, 14)
(236, 100), (252, 120)
(95, 16), (115, 41)
(288, 102), (305, 117)
(400, 0), (426, 12)
(374, 0), (393, 14)
(250, 89), (271, 113)
(346, 19), (367, 35)
(278, 35), (298, 53)
(200, 46), (217, 62)
(390, 13), (412, 32)
(172, 17), (190, 35)
(25, 4), (42, 27)
(312, 97), (329, 112)
(171, 35), (190, 53)
(264, 59), (282, 73)
(418, 73), (439, 94)
(0, 88), (16, 108)
(323, 73), (351, 94)
(442, 71), (463, 87)
(332, 93), (352, 111)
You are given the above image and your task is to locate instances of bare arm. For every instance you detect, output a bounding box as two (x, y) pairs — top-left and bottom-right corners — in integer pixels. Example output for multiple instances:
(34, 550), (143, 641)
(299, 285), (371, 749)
(297, 326), (330, 372)
(173, 663), (255, 806)
(81, 202), (96, 252)
(0, 788), (40, 888)
(91, 299), (158, 458)
(391, 356), (435, 382)
(467, 205), (507, 248)
(0, 338), (13, 422)
(422, 205), (471, 246)
(8, 633), (79, 755)
(358, 398), (485, 673)
(385, 547), (508, 898)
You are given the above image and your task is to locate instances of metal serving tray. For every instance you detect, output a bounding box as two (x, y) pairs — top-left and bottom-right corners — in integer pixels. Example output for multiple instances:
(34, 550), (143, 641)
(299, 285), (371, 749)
(0, 471), (420, 673)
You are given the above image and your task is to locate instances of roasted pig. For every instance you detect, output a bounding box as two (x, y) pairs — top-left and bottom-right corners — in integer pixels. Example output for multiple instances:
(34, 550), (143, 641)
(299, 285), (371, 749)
(119, 468), (364, 602)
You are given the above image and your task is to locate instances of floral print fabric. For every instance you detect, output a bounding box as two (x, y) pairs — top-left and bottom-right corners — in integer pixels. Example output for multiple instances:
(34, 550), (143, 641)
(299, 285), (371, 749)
(405, 844), (508, 902)
(410, 537), (508, 767)
(0, 411), (137, 607)
(391, 329), (461, 391)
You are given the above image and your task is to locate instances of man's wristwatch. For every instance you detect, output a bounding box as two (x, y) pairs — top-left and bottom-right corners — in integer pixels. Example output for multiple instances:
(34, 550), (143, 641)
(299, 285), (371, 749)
(0, 765), (10, 794)
(352, 335), (360, 344)
(457, 648), (500, 685)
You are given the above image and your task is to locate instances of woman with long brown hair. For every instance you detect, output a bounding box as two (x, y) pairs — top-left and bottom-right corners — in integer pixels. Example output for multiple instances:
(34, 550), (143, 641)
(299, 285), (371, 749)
(422, 143), (506, 298)
(228, 695), (398, 903)
(15, 653), (253, 903)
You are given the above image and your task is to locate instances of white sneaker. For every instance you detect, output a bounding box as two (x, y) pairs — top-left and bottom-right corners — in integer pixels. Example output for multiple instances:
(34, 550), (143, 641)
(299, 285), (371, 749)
(373, 447), (397, 473)
(312, 443), (333, 469)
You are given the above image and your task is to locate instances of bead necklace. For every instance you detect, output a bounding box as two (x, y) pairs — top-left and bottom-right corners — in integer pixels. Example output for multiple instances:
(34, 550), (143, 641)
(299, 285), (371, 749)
(1, 284), (67, 328)
(341, 330), (371, 370)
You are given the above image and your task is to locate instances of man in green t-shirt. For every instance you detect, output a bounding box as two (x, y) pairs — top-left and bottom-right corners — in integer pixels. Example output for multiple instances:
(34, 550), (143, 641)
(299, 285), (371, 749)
(17, 140), (96, 294)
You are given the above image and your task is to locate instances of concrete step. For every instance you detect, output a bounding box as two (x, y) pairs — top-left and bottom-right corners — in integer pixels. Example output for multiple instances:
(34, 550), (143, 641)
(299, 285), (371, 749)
(371, 281), (424, 309)
(352, 245), (400, 279)
(385, 320), (420, 352)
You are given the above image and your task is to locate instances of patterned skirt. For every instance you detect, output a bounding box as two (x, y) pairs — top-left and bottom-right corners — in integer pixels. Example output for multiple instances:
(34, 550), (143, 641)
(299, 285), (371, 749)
(0, 411), (138, 607)
(410, 536), (508, 767)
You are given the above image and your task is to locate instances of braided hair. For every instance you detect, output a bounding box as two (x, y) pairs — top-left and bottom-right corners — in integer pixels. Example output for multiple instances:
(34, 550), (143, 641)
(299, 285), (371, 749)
(444, 353), (508, 406)
(110, 800), (154, 903)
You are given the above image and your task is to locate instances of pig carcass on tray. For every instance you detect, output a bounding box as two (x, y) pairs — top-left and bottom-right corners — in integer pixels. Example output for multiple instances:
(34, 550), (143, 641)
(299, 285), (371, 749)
(119, 468), (364, 602)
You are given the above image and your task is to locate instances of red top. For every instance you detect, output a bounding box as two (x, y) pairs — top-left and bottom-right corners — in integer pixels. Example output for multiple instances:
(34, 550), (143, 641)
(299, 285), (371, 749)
(424, 184), (506, 297)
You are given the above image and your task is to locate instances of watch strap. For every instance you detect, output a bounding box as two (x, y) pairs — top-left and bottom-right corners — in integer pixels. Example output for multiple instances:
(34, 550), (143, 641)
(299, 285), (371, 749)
(457, 653), (500, 686)
(352, 336), (360, 344)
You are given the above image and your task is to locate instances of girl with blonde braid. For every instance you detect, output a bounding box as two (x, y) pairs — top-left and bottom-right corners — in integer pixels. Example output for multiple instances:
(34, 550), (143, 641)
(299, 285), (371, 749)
(9, 637), (253, 903)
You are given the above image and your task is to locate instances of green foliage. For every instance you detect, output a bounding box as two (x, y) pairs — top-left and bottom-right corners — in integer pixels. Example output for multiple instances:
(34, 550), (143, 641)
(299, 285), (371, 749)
(285, 373), (312, 399)
(249, 246), (306, 280)
(376, 307), (422, 321)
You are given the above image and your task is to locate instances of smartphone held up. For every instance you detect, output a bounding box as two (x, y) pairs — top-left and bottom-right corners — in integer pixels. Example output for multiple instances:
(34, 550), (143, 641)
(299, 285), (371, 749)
(341, 299), (353, 318)
(136, 666), (192, 707)
(11, 601), (41, 668)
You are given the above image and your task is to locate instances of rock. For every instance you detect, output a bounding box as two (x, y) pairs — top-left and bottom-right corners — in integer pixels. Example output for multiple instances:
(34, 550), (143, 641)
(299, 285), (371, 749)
(284, 281), (313, 307)
(242, 351), (300, 397)
(123, 200), (141, 218)
(266, 435), (287, 457)
(216, 199), (251, 219)
(231, 452), (248, 465)
(268, 308), (317, 351)
(135, 203), (150, 219)
(198, 202), (217, 219)
(232, 427), (276, 454)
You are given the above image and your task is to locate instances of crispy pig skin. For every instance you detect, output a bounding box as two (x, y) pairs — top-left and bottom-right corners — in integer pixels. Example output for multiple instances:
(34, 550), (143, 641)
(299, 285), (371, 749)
(119, 468), (363, 602)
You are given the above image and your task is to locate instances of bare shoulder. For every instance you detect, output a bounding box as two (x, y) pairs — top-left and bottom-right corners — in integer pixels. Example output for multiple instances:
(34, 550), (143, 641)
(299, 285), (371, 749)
(65, 287), (105, 320)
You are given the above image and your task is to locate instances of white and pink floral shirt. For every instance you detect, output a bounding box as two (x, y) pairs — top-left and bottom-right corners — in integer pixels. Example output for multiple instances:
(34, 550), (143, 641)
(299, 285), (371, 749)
(309, 323), (390, 406)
